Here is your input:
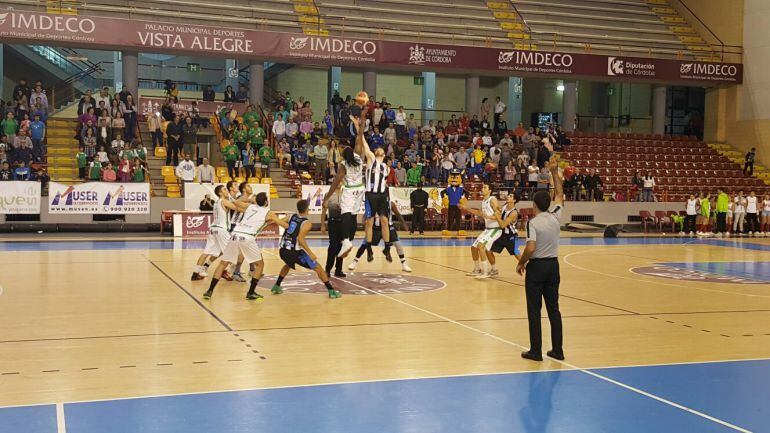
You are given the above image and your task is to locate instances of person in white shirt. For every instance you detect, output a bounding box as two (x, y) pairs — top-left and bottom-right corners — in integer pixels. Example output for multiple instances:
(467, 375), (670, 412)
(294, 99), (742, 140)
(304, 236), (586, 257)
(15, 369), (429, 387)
(733, 192), (746, 235)
(745, 191), (759, 236)
(197, 158), (215, 183)
(395, 107), (407, 139)
(482, 132), (493, 147)
(272, 114), (286, 142)
(96, 87), (111, 109)
(761, 193), (770, 236)
(642, 173), (655, 202)
(493, 96), (506, 127)
(175, 155), (196, 189)
(683, 193), (698, 236)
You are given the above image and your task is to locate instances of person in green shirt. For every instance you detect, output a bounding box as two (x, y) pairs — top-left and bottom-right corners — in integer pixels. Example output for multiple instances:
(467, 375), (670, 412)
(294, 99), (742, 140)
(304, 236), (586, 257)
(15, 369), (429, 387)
(258, 143), (274, 178)
(407, 163), (423, 187)
(233, 123), (248, 154)
(223, 141), (239, 179)
(89, 160), (102, 181)
(1, 112), (18, 138)
(243, 105), (261, 127)
(132, 158), (148, 182)
(135, 144), (147, 163)
(248, 125), (266, 147)
(76, 145), (88, 179)
(716, 188), (729, 236)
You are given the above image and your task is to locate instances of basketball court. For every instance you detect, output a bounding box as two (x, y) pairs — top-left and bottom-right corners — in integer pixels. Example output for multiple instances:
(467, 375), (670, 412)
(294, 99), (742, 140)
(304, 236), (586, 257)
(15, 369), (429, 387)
(0, 234), (768, 432)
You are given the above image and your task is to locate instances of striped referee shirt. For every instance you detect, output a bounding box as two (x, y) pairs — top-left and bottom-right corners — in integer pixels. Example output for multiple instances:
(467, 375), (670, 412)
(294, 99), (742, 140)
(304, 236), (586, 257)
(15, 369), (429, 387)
(366, 160), (390, 194)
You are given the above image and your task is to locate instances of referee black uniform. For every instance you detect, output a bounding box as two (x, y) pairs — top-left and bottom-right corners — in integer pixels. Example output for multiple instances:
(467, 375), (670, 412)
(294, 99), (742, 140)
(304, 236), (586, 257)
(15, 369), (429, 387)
(323, 190), (345, 276)
(518, 189), (564, 362)
(410, 184), (428, 234)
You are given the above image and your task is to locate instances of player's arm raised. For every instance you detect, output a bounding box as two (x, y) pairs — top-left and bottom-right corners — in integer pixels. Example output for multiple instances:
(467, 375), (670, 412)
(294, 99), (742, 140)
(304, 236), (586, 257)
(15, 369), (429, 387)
(547, 155), (564, 206)
(297, 220), (317, 261)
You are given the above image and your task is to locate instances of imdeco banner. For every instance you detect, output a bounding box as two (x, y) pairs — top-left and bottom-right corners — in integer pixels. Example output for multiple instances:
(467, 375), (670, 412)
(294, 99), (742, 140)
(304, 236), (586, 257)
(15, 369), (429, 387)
(0, 10), (743, 84)
(49, 182), (150, 214)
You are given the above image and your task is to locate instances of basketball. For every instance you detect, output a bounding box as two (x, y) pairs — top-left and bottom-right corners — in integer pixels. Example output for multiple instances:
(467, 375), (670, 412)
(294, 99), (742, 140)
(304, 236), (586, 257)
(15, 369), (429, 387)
(485, 163), (496, 173)
(564, 166), (576, 180)
(355, 91), (369, 106)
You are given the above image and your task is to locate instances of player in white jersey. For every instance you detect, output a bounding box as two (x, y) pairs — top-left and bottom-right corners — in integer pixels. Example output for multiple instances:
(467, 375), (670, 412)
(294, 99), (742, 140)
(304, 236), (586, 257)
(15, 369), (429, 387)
(462, 184), (502, 279)
(733, 191), (746, 235)
(761, 193), (770, 236)
(191, 185), (237, 281)
(745, 191), (759, 236)
(486, 193), (521, 274)
(227, 181), (249, 282)
(348, 201), (412, 272)
(324, 111), (370, 258)
(682, 194), (698, 236)
(203, 187), (288, 301)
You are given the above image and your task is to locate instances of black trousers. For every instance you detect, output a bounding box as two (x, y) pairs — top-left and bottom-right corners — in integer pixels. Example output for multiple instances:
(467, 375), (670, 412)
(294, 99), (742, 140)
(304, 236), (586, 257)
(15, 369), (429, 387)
(716, 212), (727, 233)
(325, 218), (345, 274)
(746, 213), (759, 233)
(744, 162), (754, 176)
(447, 205), (461, 231)
(684, 215), (696, 233)
(525, 258), (563, 355)
(166, 139), (180, 166)
(412, 206), (425, 233)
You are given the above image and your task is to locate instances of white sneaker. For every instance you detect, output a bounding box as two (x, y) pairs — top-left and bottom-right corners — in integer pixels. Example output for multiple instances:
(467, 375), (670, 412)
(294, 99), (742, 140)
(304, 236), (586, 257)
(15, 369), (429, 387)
(466, 269), (482, 277)
(749, 231), (754, 237)
(475, 272), (491, 279)
(679, 231), (685, 236)
(348, 259), (359, 271)
(402, 262), (412, 272)
(489, 269), (499, 276)
(338, 239), (353, 257)
(689, 231), (695, 237)
(199, 269), (208, 277)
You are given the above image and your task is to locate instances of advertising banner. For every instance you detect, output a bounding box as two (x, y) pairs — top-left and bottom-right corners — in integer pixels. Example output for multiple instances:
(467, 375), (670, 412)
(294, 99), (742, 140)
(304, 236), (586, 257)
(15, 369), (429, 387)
(388, 187), (444, 216)
(0, 181), (41, 214)
(300, 185), (331, 214)
(0, 10), (743, 84)
(183, 182), (270, 210)
(172, 211), (279, 238)
(49, 182), (150, 214)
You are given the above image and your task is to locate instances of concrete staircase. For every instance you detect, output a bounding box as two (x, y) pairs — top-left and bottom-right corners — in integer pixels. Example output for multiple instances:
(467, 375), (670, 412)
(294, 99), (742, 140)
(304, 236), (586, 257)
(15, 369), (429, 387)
(709, 143), (770, 186)
(645, 0), (718, 61)
(46, 118), (80, 182)
(486, 1), (537, 50)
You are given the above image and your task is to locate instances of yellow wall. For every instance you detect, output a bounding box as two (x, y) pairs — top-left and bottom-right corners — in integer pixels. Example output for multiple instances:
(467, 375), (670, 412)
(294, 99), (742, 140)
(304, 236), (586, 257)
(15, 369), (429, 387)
(268, 66), (329, 121)
(435, 75), (466, 114)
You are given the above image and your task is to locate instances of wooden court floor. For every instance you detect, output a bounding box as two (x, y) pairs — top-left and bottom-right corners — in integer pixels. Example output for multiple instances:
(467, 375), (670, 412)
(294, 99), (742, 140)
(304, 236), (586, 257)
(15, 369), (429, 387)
(0, 235), (769, 412)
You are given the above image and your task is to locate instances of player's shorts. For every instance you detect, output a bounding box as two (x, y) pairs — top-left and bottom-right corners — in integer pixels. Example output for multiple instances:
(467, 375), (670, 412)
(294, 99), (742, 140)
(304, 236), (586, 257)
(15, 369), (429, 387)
(491, 233), (518, 255)
(340, 185), (365, 215)
(365, 191), (389, 218)
(203, 226), (231, 256)
(221, 233), (262, 264)
(371, 225), (398, 245)
(473, 228), (503, 248)
(762, 210), (770, 217)
(279, 249), (318, 270)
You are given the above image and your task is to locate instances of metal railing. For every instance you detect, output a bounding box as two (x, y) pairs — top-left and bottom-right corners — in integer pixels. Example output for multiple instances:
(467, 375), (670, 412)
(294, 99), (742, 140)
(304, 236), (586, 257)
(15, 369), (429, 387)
(506, 0), (536, 50)
(669, 0), (743, 62)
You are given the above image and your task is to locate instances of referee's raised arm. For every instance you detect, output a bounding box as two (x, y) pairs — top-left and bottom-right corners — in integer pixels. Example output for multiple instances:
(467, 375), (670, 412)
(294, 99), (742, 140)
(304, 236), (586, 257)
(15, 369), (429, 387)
(516, 154), (564, 363)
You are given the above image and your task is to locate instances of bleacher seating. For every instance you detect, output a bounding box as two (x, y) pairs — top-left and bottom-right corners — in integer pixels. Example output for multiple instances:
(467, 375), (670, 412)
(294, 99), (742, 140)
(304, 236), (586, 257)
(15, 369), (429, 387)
(562, 132), (770, 202)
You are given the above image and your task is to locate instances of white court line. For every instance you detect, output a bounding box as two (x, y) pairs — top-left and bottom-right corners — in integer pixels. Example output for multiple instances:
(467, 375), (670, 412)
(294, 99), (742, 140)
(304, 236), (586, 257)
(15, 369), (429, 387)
(334, 276), (753, 433)
(563, 247), (770, 299)
(56, 402), (66, 433)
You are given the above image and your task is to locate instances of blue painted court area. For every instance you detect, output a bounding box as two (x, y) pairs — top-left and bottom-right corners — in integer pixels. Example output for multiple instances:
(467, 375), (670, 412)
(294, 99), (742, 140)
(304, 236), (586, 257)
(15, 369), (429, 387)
(1, 359), (766, 433)
(0, 236), (764, 252)
(663, 261), (770, 283)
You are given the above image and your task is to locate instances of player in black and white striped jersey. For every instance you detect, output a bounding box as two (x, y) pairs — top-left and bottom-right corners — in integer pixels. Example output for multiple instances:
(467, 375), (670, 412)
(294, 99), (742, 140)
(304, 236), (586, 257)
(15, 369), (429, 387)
(364, 146), (394, 262)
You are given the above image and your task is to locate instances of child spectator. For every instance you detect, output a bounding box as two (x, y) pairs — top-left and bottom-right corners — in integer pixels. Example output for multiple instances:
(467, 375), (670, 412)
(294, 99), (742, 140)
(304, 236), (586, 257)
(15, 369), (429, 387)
(102, 162), (117, 182)
(0, 161), (11, 180)
(117, 154), (132, 182)
(223, 140), (239, 179)
(13, 161), (30, 180)
(89, 159), (102, 181)
(76, 145), (87, 179)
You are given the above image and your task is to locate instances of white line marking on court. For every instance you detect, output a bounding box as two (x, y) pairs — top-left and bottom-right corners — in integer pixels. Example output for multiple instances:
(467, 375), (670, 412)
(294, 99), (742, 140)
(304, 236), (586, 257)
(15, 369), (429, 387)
(563, 247), (770, 298)
(335, 276), (754, 433)
(0, 285), (4, 297)
(56, 402), (66, 433)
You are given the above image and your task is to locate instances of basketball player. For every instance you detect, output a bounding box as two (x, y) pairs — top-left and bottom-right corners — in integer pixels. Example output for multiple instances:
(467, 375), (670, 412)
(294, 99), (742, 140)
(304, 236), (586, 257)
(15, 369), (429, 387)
(348, 201), (412, 272)
(682, 193), (698, 236)
(761, 193), (770, 236)
(203, 189), (288, 300)
(487, 193), (521, 267)
(271, 199), (342, 299)
(324, 112), (369, 258)
(321, 187), (346, 277)
(746, 190), (759, 237)
(462, 184), (502, 279)
(227, 180), (249, 283)
(696, 193), (711, 236)
(196, 181), (239, 279)
(363, 146), (393, 262)
(191, 185), (236, 281)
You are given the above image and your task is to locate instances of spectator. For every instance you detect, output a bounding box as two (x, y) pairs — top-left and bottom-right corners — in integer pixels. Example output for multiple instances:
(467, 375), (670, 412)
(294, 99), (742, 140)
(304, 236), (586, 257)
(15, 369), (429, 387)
(97, 109), (111, 149)
(0, 161), (11, 180)
(197, 158), (215, 183)
(77, 89), (95, 115)
(28, 115), (45, 160)
(479, 98), (491, 119)
(642, 172), (655, 202)
(165, 115), (183, 166)
(199, 194), (214, 211)
(161, 98), (175, 122)
(132, 158), (149, 183)
(117, 154), (132, 182)
(313, 140), (327, 182)
(175, 155), (196, 185)
(88, 158), (102, 181)
(454, 145), (469, 170)
(181, 116), (198, 160)
(586, 169), (603, 201)
(744, 147), (756, 176)
(570, 168), (584, 201)
(234, 84), (249, 103)
(96, 145), (109, 164)
(96, 87), (110, 108)
(202, 85), (215, 102)
(272, 113), (286, 143)
(121, 94), (138, 142)
(110, 133), (125, 155)
(293, 143), (309, 171)
(407, 163), (422, 186)
(13, 78), (31, 104)
(537, 167), (551, 190)
(630, 171), (643, 202)
(241, 143), (256, 181)
(527, 163), (539, 190)
(258, 142), (274, 178)
(513, 122), (526, 144)
(30, 83), (48, 108)
(394, 161), (406, 186)
(286, 117), (299, 144)
(406, 113), (418, 142)
(243, 105), (261, 128)
(223, 140), (239, 179)
(101, 162), (117, 182)
(118, 85), (132, 104)
(147, 112), (163, 149)
(223, 85), (235, 103)
(75, 145), (87, 179)
(110, 99), (122, 121)
(2, 112), (19, 139)
(276, 137), (291, 169)
(504, 160), (516, 188)
(31, 98), (48, 123)
(13, 160), (31, 180)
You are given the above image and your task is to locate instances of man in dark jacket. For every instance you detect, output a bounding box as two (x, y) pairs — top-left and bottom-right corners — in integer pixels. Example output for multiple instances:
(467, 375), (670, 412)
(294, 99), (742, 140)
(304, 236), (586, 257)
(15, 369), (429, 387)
(202, 85), (215, 102)
(165, 115), (183, 166)
(410, 183), (429, 235)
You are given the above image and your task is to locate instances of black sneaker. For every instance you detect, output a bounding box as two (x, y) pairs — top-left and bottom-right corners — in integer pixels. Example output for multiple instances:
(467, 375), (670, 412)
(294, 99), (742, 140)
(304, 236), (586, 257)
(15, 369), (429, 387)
(203, 290), (213, 300)
(383, 247), (393, 263)
(367, 251), (374, 262)
(547, 350), (565, 361)
(334, 270), (347, 278)
(191, 273), (205, 281)
(521, 351), (543, 362)
(247, 292), (264, 301)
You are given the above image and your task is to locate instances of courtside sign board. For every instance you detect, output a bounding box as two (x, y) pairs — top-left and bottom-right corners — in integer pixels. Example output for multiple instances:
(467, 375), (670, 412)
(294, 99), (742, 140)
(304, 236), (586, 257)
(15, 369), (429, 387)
(0, 181), (41, 214)
(49, 182), (150, 214)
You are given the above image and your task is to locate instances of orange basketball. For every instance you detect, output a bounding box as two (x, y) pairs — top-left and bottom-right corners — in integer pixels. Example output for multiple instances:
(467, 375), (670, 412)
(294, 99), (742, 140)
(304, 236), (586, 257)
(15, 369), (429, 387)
(564, 166), (576, 180)
(355, 91), (369, 106)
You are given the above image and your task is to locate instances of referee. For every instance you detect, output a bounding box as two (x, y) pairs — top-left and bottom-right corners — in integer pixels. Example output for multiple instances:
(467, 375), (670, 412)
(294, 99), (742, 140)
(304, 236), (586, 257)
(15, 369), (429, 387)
(321, 188), (346, 277)
(516, 156), (564, 362)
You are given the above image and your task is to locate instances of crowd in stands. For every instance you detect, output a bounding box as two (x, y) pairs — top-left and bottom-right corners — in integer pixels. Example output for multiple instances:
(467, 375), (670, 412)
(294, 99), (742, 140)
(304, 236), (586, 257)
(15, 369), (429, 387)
(75, 86), (150, 183)
(0, 78), (50, 188)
